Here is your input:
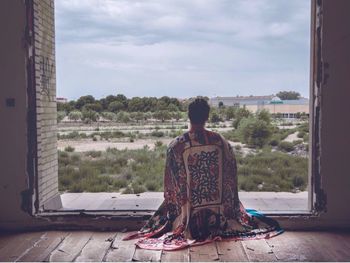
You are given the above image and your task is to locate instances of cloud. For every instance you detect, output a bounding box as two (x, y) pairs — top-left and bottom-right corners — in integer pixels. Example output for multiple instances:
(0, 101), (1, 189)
(55, 0), (311, 99)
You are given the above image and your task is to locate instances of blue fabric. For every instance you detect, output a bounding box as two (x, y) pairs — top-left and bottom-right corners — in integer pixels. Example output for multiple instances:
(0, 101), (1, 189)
(246, 208), (264, 217)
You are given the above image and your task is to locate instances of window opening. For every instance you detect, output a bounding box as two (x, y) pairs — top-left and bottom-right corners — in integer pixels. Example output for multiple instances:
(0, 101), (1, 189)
(32, 0), (315, 215)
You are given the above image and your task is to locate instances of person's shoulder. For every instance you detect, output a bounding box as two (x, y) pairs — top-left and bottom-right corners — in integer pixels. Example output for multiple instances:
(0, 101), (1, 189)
(168, 132), (190, 150)
(204, 129), (225, 144)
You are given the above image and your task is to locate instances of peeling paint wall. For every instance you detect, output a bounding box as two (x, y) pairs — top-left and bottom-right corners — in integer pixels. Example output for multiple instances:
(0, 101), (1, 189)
(1, 0), (350, 230)
(0, 0), (32, 221)
(316, 0), (350, 220)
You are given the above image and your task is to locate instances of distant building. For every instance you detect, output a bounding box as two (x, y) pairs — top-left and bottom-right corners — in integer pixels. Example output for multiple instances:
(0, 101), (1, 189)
(56, 97), (68, 103)
(209, 95), (309, 118)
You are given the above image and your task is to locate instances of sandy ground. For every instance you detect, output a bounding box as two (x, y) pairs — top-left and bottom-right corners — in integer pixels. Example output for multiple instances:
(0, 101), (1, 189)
(58, 137), (255, 155)
(58, 138), (173, 152)
(284, 131), (300, 142)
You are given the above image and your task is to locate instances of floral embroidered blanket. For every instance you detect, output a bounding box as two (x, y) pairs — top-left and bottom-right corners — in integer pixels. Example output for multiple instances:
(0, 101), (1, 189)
(123, 129), (284, 250)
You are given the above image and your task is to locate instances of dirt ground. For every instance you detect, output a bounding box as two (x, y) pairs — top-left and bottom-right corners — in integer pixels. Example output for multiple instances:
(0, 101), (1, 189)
(58, 138), (173, 152)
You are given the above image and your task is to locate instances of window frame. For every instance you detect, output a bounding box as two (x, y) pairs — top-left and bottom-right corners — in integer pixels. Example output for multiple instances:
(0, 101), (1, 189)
(26, 0), (326, 225)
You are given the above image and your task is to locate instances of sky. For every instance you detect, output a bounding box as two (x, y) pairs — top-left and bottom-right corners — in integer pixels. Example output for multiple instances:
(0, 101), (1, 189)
(55, 0), (311, 100)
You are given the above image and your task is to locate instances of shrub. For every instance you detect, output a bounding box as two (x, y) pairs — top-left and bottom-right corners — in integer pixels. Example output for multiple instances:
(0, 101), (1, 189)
(132, 183), (146, 194)
(122, 186), (133, 194)
(256, 109), (271, 124)
(237, 151), (308, 192)
(234, 145), (242, 151)
(68, 111), (82, 122)
(154, 141), (163, 148)
(151, 131), (165, 137)
(145, 180), (159, 191)
(269, 135), (281, 147)
(86, 151), (102, 158)
(113, 178), (128, 189)
(278, 141), (294, 152)
(232, 107), (252, 128)
(64, 146), (75, 152)
(238, 117), (272, 148)
(297, 131), (305, 138)
(292, 140), (303, 146)
(292, 175), (305, 187)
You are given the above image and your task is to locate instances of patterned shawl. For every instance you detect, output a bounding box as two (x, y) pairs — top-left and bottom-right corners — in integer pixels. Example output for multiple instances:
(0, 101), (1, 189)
(123, 128), (283, 250)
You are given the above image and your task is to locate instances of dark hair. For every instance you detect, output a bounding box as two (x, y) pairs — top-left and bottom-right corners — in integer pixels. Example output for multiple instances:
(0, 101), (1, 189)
(188, 98), (210, 124)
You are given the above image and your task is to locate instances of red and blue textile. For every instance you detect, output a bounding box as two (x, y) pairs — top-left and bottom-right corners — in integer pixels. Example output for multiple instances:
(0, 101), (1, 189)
(123, 129), (284, 250)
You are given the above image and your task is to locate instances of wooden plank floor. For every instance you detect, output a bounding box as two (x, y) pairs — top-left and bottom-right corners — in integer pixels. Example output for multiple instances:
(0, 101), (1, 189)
(58, 191), (308, 212)
(0, 230), (349, 262)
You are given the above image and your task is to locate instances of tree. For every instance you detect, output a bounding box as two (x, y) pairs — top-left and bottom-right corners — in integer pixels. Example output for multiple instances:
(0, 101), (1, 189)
(82, 110), (99, 123)
(238, 117), (272, 148)
(128, 97), (144, 112)
(224, 107), (236, 120)
(256, 109), (271, 124)
(76, 95), (95, 110)
(172, 111), (182, 121)
(210, 112), (222, 123)
(57, 111), (66, 123)
(144, 112), (153, 121)
(233, 107), (252, 128)
(131, 112), (144, 123)
(218, 101), (224, 108)
(108, 101), (124, 113)
(68, 111), (83, 122)
(57, 102), (74, 113)
(116, 111), (130, 123)
(276, 91), (301, 100)
(101, 112), (117, 121)
(153, 110), (171, 122)
(82, 102), (102, 113)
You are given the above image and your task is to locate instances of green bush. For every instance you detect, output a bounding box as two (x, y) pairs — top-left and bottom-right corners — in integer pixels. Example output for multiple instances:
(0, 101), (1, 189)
(86, 150), (102, 158)
(151, 131), (165, 137)
(238, 117), (272, 148)
(154, 141), (163, 148)
(278, 141), (294, 152)
(237, 151), (308, 192)
(58, 140), (307, 194)
(269, 135), (281, 147)
(132, 183), (146, 194)
(297, 131), (305, 138)
(64, 146), (75, 152)
(122, 186), (133, 194)
(145, 180), (159, 191)
(234, 145), (242, 151)
(113, 178), (128, 189)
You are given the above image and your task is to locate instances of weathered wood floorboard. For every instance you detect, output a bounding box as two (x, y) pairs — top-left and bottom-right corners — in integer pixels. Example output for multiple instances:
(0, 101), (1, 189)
(189, 242), (219, 262)
(266, 231), (350, 262)
(0, 230), (348, 262)
(104, 232), (136, 262)
(74, 232), (116, 262)
(161, 248), (190, 262)
(241, 239), (277, 262)
(0, 231), (45, 262)
(133, 246), (162, 262)
(17, 231), (69, 262)
(49, 231), (93, 262)
(216, 240), (248, 262)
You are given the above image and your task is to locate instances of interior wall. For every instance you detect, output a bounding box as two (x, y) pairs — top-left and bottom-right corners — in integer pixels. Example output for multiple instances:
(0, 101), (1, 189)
(0, 0), (32, 221)
(0, 0), (350, 230)
(318, 0), (350, 220)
